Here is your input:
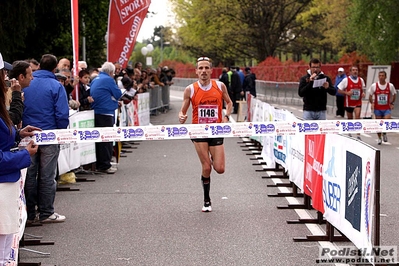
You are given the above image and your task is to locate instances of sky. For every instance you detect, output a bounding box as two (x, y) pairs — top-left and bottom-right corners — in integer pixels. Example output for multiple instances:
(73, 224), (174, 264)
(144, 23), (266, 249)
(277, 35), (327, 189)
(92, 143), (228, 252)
(137, 0), (173, 41)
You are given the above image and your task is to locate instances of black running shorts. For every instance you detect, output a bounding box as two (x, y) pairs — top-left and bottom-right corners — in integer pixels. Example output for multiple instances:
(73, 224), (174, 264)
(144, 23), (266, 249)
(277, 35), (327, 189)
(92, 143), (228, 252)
(191, 138), (224, 146)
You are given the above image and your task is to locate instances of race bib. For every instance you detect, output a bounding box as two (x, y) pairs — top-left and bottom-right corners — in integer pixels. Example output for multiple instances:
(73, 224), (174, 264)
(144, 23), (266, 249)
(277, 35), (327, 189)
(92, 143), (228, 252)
(198, 105), (218, 124)
(350, 89), (361, 100)
(377, 94), (388, 105)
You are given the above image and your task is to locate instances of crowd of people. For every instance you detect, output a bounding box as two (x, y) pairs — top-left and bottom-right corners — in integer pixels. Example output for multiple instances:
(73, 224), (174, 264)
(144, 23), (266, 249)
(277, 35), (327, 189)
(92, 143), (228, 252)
(0, 52), (175, 264)
(219, 66), (257, 113)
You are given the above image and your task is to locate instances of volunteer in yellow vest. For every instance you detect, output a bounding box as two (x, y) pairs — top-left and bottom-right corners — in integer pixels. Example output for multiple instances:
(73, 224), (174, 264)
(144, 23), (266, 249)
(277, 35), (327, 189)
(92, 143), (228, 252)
(178, 56), (233, 212)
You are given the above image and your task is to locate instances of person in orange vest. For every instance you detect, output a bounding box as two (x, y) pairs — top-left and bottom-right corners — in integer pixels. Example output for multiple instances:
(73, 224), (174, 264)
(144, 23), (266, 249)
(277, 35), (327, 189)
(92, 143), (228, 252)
(178, 56), (233, 212)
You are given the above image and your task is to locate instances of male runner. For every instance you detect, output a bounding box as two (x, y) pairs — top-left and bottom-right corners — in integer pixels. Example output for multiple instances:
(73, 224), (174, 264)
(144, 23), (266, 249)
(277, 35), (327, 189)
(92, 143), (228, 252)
(178, 56), (233, 212)
(368, 70), (396, 144)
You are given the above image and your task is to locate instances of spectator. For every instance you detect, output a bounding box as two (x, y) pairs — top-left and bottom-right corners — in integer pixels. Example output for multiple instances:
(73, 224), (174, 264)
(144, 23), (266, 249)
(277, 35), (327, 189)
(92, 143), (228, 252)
(90, 62), (122, 174)
(243, 67), (257, 98)
(219, 67), (229, 89)
(59, 68), (79, 96)
(236, 66), (245, 85)
(55, 73), (79, 110)
(89, 68), (100, 82)
(57, 58), (70, 71)
(149, 68), (164, 87)
(230, 67), (242, 113)
(7, 61), (34, 125)
(298, 58), (336, 120)
(0, 62), (39, 264)
(74, 69), (93, 111)
(134, 62), (143, 71)
(23, 54), (70, 223)
(26, 58), (39, 73)
(334, 67), (346, 118)
(139, 69), (150, 93)
(78, 60), (87, 71)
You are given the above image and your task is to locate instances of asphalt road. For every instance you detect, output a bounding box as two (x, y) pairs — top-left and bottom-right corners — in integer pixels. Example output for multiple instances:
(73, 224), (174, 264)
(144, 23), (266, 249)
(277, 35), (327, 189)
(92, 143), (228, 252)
(19, 89), (398, 266)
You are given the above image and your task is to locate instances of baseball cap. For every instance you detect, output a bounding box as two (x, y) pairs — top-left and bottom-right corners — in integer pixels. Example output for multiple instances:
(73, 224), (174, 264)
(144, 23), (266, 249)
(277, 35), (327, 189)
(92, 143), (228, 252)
(55, 73), (67, 80)
(338, 67), (344, 72)
(0, 53), (13, 70)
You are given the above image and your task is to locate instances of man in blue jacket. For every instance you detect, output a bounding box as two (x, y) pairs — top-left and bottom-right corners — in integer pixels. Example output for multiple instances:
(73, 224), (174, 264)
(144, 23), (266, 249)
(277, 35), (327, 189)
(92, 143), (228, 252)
(90, 62), (122, 174)
(23, 54), (70, 223)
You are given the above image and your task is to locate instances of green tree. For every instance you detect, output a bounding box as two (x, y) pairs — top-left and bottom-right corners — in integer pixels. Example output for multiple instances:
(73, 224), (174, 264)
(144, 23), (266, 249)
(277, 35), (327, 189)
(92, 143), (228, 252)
(0, 0), (108, 67)
(171, 0), (312, 64)
(294, 0), (352, 62)
(349, 0), (399, 64)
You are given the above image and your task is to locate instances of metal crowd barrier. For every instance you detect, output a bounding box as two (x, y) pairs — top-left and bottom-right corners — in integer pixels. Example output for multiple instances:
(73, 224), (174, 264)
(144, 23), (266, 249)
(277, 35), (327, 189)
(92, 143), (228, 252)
(149, 85), (171, 114)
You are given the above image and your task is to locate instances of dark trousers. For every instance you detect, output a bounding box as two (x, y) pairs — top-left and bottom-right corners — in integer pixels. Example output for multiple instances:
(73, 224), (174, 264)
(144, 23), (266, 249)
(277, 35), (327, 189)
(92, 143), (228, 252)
(336, 96), (345, 117)
(228, 91), (236, 113)
(95, 114), (114, 170)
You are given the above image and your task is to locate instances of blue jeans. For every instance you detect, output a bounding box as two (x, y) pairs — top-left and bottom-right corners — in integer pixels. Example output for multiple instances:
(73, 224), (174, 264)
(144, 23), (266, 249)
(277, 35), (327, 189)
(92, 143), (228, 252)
(303, 110), (326, 120)
(25, 144), (60, 220)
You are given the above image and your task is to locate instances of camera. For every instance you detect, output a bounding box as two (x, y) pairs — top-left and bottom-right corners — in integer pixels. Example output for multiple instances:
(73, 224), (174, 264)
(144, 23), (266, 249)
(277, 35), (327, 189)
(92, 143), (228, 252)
(5, 80), (11, 87)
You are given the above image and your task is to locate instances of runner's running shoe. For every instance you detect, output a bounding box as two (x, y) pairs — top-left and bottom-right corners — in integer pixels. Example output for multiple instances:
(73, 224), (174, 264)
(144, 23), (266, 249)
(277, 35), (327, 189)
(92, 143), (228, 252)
(383, 133), (388, 142)
(202, 202), (212, 212)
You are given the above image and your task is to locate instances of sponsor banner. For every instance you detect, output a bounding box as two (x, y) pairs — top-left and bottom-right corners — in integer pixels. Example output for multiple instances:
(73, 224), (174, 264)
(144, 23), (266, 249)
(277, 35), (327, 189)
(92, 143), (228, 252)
(323, 134), (345, 225)
(259, 102), (276, 168)
(58, 111), (96, 175)
(323, 135), (376, 252)
(287, 133), (305, 191)
(304, 134), (325, 213)
(137, 92), (150, 126)
(107, 0), (151, 68)
(273, 109), (294, 169)
(247, 92), (253, 122)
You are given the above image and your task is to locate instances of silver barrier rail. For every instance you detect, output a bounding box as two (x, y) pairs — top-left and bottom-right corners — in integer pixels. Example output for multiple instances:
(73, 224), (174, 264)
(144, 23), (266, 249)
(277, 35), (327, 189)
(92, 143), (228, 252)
(149, 85), (171, 114)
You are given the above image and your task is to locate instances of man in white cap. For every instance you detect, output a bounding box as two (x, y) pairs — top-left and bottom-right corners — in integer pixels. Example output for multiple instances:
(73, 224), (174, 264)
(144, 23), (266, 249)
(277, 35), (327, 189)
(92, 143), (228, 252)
(334, 67), (346, 117)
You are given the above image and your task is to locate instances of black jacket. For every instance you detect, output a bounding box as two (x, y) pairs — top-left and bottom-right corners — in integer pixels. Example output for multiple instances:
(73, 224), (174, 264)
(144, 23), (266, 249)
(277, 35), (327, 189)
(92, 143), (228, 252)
(243, 73), (256, 97)
(298, 71), (336, 111)
(8, 91), (24, 125)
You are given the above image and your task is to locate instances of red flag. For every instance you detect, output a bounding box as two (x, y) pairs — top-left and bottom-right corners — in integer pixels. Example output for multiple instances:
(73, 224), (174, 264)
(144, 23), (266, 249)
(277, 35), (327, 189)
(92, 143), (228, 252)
(71, 0), (79, 102)
(107, 0), (151, 68)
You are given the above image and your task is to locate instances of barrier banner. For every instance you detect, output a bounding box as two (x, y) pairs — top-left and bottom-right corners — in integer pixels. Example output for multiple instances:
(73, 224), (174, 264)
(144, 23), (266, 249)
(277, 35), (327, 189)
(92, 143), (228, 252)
(19, 118), (399, 146)
(287, 133), (305, 191)
(323, 134), (375, 252)
(273, 109), (294, 169)
(107, 0), (151, 67)
(58, 111), (96, 175)
(137, 92), (150, 126)
(304, 134), (325, 213)
(259, 102), (275, 168)
(246, 93), (253, 122)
